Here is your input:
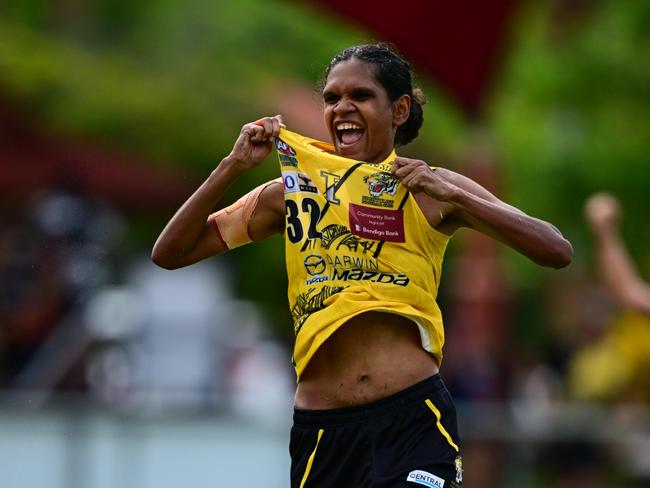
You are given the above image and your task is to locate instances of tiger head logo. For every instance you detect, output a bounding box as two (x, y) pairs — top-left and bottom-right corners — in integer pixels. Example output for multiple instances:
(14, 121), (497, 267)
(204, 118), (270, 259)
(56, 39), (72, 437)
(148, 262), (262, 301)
(363, 172), (399, 197)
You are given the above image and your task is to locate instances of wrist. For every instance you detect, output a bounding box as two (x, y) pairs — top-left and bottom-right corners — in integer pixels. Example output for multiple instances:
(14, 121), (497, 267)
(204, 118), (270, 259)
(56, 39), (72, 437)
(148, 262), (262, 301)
(436, 182), (464, 205)
(212, 156), (248, 184)
(219, 154), (249, 174)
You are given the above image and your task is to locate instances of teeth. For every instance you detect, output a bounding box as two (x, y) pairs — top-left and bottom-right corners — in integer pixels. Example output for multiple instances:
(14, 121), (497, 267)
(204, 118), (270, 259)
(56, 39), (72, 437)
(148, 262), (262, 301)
(336, 122), (362, 130)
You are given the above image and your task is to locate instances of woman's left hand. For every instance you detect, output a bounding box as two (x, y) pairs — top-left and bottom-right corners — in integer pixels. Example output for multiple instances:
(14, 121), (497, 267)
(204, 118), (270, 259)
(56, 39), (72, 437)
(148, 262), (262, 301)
(391, 157), (457, 202)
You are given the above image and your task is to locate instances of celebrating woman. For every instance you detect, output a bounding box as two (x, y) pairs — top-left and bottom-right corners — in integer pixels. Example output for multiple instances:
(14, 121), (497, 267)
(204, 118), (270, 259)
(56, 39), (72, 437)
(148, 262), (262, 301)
(152, 43), (572, 487)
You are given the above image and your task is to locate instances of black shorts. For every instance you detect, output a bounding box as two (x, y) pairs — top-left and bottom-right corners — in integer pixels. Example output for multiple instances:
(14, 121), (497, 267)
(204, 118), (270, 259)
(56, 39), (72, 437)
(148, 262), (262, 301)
(290, 374), (463, 488)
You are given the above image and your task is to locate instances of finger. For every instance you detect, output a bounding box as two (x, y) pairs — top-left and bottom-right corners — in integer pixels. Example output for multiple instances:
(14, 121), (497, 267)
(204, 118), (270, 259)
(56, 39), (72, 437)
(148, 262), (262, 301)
(270, 117), (282, 139)
(243, 123), (265, 143)
(257, 118), (273, 140)
(392, 158), (409, 172)
(252, 117), (274, 141)
(392, 163), (414, 180)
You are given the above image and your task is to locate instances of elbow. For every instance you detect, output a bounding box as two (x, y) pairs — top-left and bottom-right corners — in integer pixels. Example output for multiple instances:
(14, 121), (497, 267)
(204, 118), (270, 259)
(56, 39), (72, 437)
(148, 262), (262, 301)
(150, 245), (181, 270)
(528, 236), (573, 269)
(543, 237), (574, 269)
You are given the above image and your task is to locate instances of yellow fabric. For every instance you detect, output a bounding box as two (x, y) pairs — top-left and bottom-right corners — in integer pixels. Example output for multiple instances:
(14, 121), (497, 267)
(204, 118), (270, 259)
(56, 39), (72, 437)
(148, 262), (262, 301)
(276, 129), (450, 381)
(568, 310), (650, 402)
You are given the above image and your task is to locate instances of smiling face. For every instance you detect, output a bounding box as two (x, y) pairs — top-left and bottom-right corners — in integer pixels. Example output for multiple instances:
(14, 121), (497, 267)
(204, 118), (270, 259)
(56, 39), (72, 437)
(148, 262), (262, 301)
(322, 58), (409, 164)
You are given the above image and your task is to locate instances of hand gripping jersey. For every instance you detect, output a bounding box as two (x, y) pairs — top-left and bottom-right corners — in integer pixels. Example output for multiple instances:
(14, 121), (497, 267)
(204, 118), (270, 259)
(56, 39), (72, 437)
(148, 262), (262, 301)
(276, 129), (451, 381)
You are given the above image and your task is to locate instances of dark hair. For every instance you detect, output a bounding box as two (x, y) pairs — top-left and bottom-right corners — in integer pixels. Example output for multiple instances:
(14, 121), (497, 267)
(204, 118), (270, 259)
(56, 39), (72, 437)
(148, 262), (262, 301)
(323, 43), (426, 146)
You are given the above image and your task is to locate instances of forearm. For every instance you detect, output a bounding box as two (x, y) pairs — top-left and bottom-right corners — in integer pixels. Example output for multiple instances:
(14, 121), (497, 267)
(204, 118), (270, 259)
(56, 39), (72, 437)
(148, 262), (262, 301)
(593, 227), (650, 313)
(449, 188), (573, 268)
(152, 157), (244, 265)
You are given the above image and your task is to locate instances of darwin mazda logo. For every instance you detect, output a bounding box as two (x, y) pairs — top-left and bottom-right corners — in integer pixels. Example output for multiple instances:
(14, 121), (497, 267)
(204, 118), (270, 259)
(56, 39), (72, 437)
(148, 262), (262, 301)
(304, 255), (326, 276)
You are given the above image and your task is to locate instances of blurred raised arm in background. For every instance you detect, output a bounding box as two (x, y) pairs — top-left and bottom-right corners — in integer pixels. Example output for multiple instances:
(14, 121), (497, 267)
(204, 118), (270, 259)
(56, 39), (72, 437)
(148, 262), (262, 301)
(584, 192), (650, 316)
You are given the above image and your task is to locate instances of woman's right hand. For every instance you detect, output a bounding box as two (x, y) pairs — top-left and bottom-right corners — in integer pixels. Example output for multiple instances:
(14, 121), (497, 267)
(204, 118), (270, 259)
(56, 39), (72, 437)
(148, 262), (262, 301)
(226, 115), (284, 171)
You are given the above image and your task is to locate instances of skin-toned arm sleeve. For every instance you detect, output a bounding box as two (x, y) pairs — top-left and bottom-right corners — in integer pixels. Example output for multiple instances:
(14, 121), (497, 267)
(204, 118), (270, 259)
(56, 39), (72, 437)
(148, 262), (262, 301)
(391, 157), (573, 268)
(209, 178), (284, 250)
(585, 193), (650, 316)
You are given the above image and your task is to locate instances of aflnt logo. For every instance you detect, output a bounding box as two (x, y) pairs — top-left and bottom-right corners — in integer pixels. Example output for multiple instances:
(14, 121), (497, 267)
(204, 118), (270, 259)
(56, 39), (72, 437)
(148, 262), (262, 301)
(276, 139), (296, 156)
(331, 268), (409, 286)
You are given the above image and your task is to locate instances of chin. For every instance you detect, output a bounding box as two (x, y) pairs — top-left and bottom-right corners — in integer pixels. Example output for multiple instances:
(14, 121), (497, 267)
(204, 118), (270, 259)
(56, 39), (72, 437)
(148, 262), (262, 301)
(336, 143), (364, 161)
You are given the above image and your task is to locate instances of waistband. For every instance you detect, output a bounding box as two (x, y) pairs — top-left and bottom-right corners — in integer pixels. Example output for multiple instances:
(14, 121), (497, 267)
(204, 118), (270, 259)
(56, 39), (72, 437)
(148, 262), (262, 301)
(293, 374), (446, 427)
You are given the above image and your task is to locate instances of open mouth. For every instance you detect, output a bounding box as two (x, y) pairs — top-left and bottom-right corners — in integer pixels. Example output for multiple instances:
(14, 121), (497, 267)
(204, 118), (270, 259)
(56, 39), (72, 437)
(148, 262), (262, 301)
(335, 122), (365, 146)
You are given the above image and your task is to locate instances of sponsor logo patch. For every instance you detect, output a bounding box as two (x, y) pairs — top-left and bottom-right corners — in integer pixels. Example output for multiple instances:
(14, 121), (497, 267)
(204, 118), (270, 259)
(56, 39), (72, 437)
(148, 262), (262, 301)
(276, 139), (296, 156)
(330, 268), (409, 287)
(320, 170), (341, 205)
(326, 254), (378, 271)
(364, 171), (399, 197)
(304, 255), (326, 276)
(282, 171), (318, 194)
(279, 154), (298, 167)
(406, 470), (445, 488)
(349, 203), (405, 242)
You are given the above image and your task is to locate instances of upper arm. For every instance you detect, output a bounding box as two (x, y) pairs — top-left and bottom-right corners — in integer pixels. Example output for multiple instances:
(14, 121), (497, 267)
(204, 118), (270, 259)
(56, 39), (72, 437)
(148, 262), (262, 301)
(619, 281), (650, 316)
(247, 178), (285, 240)
(171, 179), (284, 268)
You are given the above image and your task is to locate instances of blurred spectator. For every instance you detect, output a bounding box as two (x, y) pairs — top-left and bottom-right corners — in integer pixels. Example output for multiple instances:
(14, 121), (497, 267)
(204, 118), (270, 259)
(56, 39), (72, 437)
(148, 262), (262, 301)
(566, 193), (650, 404)
(0, 180), (125, 396)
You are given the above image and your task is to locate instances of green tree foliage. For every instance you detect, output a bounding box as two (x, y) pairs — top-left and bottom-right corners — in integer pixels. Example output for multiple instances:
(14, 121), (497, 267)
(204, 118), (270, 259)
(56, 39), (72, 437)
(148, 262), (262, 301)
(492, 1), (650, 278)
(1, 0), (648, 336)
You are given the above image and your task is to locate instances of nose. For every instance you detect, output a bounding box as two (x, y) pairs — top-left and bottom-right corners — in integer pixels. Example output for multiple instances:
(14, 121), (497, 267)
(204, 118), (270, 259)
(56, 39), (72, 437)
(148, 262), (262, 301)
(333, 98), (354, 114)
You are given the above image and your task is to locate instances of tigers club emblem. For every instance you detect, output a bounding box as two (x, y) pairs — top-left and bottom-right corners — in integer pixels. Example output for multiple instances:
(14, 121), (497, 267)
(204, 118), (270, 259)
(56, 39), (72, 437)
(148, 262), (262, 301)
(364, 172), (399, 198)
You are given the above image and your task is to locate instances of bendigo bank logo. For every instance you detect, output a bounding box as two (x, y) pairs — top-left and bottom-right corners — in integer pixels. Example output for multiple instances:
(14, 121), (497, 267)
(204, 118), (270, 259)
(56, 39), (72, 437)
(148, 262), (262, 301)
(364, 171), (399, 198)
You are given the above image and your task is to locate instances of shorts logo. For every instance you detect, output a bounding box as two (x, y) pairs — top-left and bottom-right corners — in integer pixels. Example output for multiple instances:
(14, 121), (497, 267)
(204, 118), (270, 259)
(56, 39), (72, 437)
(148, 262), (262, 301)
(454, 456), (463, 485)
(407, 470), (445, 488)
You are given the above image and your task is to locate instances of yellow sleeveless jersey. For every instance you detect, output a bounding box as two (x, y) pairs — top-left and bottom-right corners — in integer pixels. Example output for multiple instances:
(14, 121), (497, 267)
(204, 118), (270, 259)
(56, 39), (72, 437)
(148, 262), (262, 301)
(276, 129), (450, 381)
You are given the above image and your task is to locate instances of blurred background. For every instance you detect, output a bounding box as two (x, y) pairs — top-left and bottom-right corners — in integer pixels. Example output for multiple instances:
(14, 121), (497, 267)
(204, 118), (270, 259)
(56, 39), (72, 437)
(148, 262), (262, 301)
(1, 0), (649, 487)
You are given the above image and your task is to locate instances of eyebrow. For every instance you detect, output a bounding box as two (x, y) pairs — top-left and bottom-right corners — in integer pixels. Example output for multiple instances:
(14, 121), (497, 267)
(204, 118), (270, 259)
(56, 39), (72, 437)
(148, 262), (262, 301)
(350, 87), (375, 97)
(321, 86), (377, 98)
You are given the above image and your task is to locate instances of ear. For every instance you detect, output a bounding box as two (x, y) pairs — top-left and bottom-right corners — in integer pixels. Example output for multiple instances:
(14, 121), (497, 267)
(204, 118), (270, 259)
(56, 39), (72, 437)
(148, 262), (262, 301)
(392, 94), (411, 127)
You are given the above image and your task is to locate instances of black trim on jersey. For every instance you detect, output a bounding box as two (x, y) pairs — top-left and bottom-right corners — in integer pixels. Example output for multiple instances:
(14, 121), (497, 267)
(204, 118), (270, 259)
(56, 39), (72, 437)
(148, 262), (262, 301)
(319, 162), (365, 220)
(300, 162), (365, 252)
